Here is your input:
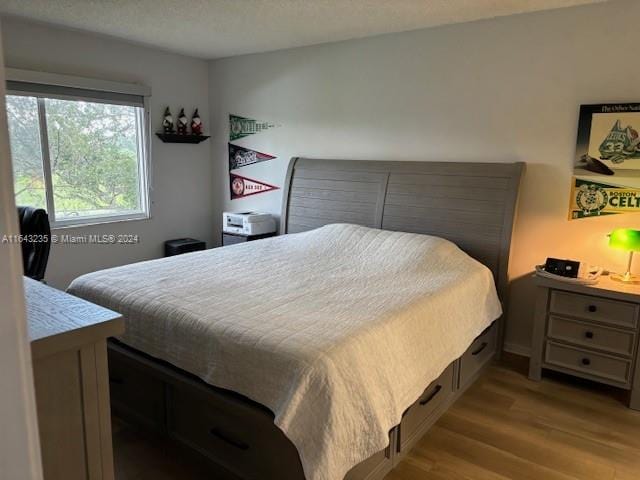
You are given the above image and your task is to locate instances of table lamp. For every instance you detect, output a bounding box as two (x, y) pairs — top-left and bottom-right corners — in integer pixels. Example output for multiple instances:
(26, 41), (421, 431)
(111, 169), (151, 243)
(609, 228), (640, 283)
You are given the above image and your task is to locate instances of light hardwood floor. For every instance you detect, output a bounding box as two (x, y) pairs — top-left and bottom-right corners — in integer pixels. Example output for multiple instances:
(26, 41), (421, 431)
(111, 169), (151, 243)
(113, 357), (640, 480)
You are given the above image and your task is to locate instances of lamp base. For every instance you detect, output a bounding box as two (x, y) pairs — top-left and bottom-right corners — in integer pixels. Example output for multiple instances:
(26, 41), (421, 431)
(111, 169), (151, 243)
(611, 272), (640, 283)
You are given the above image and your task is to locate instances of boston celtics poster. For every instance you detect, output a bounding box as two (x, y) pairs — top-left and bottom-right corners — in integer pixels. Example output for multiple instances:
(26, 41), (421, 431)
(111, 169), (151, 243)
(571, 103), (640, 220)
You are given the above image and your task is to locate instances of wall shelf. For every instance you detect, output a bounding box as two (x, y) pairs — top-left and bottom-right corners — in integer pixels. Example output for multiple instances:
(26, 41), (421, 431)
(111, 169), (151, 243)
(155, 133), (210, 144)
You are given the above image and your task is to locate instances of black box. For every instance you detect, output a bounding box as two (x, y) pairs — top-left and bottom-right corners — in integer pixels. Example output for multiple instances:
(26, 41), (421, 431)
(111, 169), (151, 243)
(164, 238), (206, 257)
(544, 257), (580, 278)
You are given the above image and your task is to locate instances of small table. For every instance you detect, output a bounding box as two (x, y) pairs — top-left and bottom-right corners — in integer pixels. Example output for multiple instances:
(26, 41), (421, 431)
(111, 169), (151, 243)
(529, 274), (640, 409)
(222, 231), (276, 246)
(26, 278), (124, 479)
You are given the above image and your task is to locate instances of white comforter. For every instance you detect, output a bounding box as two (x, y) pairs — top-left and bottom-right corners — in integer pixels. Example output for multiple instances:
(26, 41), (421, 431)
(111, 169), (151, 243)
(68, 223), (501, 480)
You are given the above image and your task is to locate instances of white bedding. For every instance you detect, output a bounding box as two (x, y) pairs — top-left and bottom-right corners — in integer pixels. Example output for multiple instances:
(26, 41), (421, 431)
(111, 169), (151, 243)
(68, 223), (501, 480)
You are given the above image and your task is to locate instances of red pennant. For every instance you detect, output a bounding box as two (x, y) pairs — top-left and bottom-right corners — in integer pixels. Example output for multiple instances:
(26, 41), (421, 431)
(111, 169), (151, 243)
(230, 173), (279, 199)
(228, 143), (276, 170)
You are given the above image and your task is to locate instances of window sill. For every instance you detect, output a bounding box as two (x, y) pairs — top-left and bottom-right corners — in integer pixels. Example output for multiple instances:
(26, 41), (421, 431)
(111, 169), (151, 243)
(51, 212), (150, 230)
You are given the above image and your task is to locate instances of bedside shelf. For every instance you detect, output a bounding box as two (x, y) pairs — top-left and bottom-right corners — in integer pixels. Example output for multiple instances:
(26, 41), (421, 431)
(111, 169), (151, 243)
(155, 133), (210, 144)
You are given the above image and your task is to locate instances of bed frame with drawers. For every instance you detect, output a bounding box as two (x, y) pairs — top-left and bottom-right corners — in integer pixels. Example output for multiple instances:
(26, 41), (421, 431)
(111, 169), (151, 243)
(107, 158), (524, 480)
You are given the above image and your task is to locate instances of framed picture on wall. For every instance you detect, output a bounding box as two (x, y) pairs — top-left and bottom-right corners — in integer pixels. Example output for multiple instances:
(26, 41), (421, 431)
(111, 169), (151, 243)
(570, 103), (640, 220)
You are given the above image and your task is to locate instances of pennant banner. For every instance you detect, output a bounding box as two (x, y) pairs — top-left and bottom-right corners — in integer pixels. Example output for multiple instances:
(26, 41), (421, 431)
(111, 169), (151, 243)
(228, 143), (276, 170)
(230, 173), (279, 199)
(569, 177), (640, 219)
(571, 103), (640, 220)
(229, 114), (277, 141)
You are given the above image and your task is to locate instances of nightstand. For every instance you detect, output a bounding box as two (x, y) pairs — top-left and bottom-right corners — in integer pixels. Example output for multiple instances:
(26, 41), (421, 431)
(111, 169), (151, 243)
(529, 274), (640, 410)
(222, 231), (276, 246)
(26, 278), (124, 479)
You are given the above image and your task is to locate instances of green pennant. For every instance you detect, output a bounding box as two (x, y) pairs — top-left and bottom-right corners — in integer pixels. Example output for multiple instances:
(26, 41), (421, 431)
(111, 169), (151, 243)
(229, 114), (277, 141)
(569, 177), (640, 219)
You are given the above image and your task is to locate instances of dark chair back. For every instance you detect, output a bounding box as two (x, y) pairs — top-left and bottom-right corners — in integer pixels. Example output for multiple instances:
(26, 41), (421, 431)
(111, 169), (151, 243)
(17, 206), (51, 281)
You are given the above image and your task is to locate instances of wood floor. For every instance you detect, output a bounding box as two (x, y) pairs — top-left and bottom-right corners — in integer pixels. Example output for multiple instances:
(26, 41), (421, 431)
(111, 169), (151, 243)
(113, 357), (640, 480)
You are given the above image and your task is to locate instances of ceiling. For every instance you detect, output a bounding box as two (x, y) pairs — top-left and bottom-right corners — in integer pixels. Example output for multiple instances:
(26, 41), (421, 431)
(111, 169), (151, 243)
(0, 0), (606, 59)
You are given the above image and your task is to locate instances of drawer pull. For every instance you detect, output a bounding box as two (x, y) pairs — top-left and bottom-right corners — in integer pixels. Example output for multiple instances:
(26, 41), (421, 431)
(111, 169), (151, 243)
(209, 428), (249, 451)
(419, 385), (442, 406)
(587, 305), (597, 313)
(109, 377), (124, 385)
(472, 342), (488, 356)
(584, 331), (594, 339)
(581, 358), (591, 366)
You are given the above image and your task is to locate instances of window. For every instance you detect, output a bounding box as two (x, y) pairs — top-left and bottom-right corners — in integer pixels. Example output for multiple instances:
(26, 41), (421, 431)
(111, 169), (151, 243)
(6, 78), (149, 227)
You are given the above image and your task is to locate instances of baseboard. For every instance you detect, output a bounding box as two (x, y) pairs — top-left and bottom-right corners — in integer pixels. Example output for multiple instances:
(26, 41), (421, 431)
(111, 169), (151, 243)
(503, 342), (531, 358)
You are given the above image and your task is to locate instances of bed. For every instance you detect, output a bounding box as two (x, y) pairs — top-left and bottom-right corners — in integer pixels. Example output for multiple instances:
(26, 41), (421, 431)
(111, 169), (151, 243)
(68, 158), (523, 480)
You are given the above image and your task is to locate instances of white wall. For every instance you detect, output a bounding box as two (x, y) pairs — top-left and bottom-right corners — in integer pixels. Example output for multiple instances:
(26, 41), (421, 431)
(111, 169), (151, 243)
(0, 27), (43, 480)
(1, 17), (214, 289)
(209, 0), (640, 353)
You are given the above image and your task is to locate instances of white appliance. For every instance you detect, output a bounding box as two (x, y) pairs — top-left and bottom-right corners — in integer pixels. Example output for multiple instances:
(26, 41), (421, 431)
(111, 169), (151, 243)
(222, 212), (276, 236)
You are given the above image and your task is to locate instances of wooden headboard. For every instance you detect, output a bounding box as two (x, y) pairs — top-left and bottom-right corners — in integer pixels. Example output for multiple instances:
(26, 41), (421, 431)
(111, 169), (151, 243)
(281, 157), (524, 305)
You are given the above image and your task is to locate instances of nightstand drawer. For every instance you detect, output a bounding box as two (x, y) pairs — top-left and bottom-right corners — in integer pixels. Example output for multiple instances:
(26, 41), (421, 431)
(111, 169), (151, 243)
(547, 316), (636, 357)
(222, 232), (276, 247)
(549, 291), (638, 329)
(545, 341), (632, 385)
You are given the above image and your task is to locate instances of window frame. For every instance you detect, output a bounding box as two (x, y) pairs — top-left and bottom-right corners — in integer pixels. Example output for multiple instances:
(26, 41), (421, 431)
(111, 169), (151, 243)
(6, 70), (152, 229)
